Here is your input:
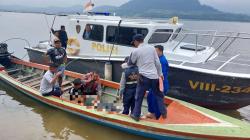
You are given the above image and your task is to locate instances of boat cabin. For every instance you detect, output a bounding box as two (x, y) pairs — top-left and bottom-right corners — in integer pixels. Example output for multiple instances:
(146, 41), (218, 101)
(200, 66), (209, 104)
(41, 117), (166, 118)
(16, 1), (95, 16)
(65, 13), (215, 63)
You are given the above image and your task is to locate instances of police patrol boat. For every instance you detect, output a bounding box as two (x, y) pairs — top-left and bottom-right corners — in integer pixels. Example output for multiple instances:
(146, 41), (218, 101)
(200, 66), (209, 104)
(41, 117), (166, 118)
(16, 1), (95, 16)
(25, 12), (250, 109)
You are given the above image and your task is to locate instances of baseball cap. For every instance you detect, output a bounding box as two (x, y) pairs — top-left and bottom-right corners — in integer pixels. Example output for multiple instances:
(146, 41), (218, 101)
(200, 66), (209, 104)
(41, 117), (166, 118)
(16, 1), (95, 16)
(131, 34), (144, 44)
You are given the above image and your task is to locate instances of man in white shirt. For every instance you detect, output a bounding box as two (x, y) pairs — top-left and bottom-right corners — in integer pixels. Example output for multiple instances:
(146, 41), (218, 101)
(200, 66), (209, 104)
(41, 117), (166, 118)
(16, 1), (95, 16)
(40, 63), (63, 97)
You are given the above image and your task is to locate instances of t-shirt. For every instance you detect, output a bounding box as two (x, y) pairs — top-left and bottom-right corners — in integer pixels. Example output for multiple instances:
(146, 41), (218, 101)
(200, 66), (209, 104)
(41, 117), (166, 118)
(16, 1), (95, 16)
(69, 85), (85, 96)
(40, 71), (54, 94)
(46, 47), (67, 66)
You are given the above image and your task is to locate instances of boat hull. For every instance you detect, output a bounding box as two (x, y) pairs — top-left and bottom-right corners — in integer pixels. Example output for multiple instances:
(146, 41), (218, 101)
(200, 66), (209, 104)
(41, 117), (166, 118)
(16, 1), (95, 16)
(0, 78), (185, 140)
(27, 48), (250, 109)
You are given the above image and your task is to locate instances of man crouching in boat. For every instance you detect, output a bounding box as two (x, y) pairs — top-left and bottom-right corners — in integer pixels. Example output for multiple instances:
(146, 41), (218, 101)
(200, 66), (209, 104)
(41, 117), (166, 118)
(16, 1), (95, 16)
(69, 72), (101, 105)
(40, 63), (63, 97)
(119, 57), (138, 115)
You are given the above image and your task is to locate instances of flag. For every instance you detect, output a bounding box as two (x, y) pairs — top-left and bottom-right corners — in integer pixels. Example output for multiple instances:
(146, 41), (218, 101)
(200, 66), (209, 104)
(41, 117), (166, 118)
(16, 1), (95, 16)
(84, 0), (94, 12)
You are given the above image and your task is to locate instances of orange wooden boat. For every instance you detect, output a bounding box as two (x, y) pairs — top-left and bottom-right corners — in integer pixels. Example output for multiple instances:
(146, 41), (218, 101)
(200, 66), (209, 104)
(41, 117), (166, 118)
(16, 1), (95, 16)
(0, 58), (250, 140)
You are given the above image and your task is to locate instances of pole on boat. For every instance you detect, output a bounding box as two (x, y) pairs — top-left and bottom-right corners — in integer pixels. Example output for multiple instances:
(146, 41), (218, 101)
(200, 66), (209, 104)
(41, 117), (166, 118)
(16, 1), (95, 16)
(49, 15), (57, 46)
(105, 20), (122, 81)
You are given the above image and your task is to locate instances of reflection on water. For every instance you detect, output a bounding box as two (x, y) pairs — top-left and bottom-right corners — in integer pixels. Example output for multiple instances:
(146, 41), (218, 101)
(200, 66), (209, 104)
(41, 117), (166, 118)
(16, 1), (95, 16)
(0, 82), (151, 140)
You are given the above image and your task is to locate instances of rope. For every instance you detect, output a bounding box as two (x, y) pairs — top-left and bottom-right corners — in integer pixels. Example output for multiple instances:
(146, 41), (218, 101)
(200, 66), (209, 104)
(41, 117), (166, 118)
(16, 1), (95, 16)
(0, 37), (31, 60)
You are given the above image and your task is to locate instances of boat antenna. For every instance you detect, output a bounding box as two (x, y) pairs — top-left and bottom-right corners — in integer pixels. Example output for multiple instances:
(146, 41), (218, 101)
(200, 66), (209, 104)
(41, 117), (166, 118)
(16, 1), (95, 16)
(108, 20), (122, 61)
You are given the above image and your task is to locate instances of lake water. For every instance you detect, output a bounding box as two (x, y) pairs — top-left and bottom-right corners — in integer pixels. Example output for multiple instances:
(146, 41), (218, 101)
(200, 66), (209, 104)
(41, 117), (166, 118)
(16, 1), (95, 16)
(0, 12), (250, 140)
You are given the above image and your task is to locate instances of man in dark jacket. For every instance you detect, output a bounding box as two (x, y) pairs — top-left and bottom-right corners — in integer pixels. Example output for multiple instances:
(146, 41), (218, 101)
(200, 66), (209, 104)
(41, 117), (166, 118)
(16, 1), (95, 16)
(51, 25), (68, 49)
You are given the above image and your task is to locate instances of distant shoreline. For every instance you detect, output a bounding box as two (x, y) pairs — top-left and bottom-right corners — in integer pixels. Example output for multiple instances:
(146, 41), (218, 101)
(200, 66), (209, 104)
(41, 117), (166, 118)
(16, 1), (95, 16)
(1, 10), (250, 23)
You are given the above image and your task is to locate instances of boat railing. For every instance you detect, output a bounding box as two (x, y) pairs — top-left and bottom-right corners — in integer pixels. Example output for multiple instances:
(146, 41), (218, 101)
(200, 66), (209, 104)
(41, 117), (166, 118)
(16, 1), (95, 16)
(158, 30), (250, 60)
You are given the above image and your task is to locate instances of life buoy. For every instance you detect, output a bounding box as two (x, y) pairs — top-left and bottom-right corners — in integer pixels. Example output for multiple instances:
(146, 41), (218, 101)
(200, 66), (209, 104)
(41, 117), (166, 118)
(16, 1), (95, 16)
(67, 38), (80, 55)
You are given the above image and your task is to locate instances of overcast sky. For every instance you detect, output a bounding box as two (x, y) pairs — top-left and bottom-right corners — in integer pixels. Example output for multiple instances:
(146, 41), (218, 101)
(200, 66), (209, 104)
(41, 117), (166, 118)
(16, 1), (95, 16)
(0, 0), (250, 14)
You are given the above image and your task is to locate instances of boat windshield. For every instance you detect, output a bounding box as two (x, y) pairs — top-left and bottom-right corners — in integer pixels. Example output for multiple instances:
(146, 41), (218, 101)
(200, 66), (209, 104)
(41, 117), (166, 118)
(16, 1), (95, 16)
(148, 29), (173, 44)
(171, 28), (182, 40)
(106, 26), (148, 46)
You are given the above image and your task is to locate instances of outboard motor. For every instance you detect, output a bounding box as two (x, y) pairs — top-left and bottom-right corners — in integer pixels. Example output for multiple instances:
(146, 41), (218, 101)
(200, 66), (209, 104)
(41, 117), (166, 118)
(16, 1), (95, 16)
(0, 43), (12, 68)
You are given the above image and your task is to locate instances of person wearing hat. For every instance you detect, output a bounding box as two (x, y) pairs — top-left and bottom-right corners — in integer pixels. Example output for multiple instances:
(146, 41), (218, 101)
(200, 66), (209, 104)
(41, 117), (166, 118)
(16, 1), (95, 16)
(128, 34), (167, 122)
(40, 63), (63, 97)
(68, 78), (85, 104)
(119, 56), (138, 115)
(46, 38), (67, 87)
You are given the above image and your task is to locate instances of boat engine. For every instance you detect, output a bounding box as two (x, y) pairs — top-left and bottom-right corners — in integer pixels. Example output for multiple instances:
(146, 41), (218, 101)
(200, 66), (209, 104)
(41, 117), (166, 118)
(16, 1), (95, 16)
(0, 43), (12, 68)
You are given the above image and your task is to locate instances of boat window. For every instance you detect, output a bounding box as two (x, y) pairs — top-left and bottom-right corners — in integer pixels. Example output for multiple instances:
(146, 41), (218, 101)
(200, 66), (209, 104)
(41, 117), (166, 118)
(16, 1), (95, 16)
(171, 28), (182, 40)
(148, 29), (173, 44)
(82, 24), (104, 42)
(106, 26), (148, 46)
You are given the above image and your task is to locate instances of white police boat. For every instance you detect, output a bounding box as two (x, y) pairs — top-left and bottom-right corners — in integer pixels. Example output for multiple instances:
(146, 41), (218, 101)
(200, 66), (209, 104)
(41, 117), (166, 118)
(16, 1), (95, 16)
(24, 12), (250, 109)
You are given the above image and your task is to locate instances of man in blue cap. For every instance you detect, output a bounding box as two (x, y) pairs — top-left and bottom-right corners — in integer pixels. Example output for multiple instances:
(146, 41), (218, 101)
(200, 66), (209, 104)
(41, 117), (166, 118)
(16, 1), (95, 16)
(128, 34), (167, 122)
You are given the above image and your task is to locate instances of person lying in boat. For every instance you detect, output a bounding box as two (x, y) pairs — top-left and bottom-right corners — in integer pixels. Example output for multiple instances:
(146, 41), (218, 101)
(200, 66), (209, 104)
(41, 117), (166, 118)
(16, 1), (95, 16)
(119, 56), (138, 115)
(69, 72), (102, 104)
(40, 63), (63, 97)
(146, 45), (170, 120)
(46, 38), (67, 88)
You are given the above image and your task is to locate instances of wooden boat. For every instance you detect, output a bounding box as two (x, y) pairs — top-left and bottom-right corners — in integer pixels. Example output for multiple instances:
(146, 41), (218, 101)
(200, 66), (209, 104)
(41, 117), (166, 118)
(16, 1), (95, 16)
(0, 58), (250, 140)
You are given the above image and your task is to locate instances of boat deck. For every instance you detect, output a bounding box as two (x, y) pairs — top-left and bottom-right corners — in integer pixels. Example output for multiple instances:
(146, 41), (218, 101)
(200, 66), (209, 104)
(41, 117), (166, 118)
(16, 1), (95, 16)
(169, 53), (250, 76)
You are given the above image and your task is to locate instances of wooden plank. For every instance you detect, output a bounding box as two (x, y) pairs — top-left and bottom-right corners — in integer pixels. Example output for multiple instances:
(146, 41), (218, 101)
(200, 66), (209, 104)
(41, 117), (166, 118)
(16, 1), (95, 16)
(28, 80), (42, 87)
(17, 73), (40, 81)
(62, 85), (73, 92)
(6, 68), (22, 74)
(62, 81), (72, 86)
(23, 77), (42, 84)
(32, 84), (40, 89)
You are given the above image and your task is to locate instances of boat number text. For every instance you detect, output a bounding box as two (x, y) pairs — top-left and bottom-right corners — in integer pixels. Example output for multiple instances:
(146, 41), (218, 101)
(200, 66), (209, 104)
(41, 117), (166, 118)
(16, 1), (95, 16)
(189, 80), (250, 94)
